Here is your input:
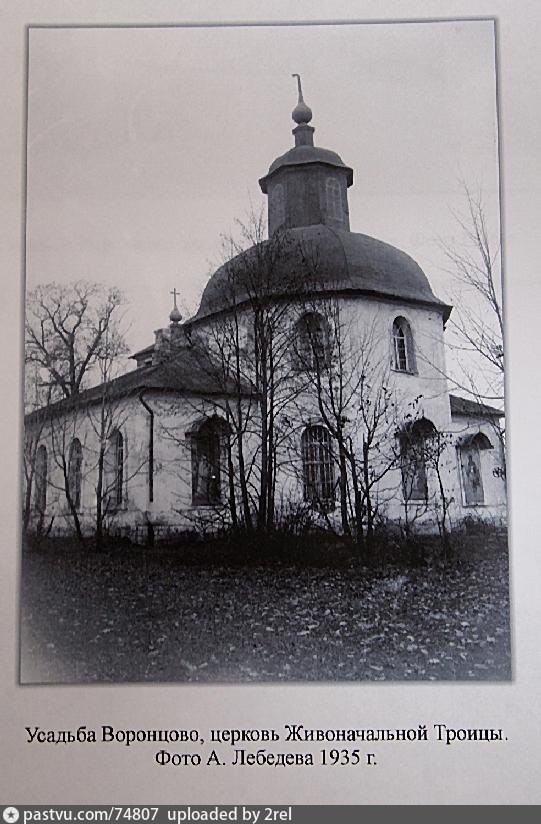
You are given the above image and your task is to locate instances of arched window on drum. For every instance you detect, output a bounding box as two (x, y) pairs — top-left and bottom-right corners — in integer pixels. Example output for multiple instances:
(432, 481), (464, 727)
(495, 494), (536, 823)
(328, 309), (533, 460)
(295, 312), (331, 371)
(326, 177), (342, 221)
(270, 183), (286, 231)
(392, 317), (416, 373)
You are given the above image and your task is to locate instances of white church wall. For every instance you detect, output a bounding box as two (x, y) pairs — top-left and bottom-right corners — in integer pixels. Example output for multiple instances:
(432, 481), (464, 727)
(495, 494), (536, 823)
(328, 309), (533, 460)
(147, 394), (219, 532)
(24, 286), (505, 542)
(137, 392), (259, 537)
(25, 397), (150, 539)
(263, 294), (505, 533)
(188, 291), (505, 536)
(192, 293), (451, 418)
(269, 295), (451, 522)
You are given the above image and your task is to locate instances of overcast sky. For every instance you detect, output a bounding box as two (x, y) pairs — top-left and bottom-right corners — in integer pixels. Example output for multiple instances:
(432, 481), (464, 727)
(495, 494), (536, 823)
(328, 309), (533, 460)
(26, 19), (500, 356)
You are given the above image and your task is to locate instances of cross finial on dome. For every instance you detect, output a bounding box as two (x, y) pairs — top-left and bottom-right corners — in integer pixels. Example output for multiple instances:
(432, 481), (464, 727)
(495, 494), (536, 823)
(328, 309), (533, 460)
(169, 287), (182, 324)
(291, 74), (312, 125)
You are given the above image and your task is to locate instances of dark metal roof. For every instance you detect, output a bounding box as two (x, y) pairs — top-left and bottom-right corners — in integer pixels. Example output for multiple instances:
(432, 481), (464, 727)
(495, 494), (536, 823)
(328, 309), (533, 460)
(130, 343), (154, 360)
(25, 346), (254, 424)
(259, 145), (354, 192)
(193, 224), (451, 322)
(449, 394), (504, 419)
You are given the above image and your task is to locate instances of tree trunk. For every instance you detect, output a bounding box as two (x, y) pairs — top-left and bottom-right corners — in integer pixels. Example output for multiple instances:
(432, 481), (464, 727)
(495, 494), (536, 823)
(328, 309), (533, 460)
(349, 459), (364, 548)
(266, 398), (276, 532)
(236, 430), (253, 531)
(435, 465), (450, 555)
(65, 491), (84, 544)
(362, 439), (374, 550)
(95, 447), (104, 551)
(62, 459), (84, 545)
(226, 436), (238, 529)
(22, 471), (34, 537)
(257, 330), (269, 533)
(258, 406), (268, 531)
(338, 441), (350, 537)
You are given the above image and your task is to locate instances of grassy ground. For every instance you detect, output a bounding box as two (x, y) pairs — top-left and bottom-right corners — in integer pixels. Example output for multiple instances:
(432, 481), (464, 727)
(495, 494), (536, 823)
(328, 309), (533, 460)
(19, 531), (511, 683)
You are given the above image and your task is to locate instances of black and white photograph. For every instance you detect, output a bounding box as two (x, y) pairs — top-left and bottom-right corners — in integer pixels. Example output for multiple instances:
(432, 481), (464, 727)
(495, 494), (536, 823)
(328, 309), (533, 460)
(20, 19), (510, 685)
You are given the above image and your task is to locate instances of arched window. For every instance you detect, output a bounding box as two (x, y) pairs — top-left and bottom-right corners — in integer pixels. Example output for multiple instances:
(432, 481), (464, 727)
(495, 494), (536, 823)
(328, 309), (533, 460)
(238, 317), (255, 351)
(457, 432), (493, 505)
(106, 429), (124, 509)
(301, 425), (336, 506)
(34, 444), (48, 514)
(68, 438), (83, 510)
(326, 177), (342, 220)
(392, 317), (416, 373)
(400, 418), (435, 502)
(191, 418), (227, 506)
(270, 183), (285, 230)
(296, 312), (331, 370)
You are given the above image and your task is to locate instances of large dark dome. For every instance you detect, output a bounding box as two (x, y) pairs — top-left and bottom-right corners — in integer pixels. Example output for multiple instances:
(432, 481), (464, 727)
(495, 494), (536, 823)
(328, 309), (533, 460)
(192, 224), (451, 323)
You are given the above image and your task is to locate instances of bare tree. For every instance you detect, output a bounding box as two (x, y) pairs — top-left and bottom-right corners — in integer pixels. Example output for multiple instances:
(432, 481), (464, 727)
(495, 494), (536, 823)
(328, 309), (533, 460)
(186, 213), (306, 534)
(85, 341), (137, 551)
(440, 185), (505, 472)
(48, 411), (86, 544)
(398, 412), (455, 552)
(443, 187), (503, 394)
(23, 421), (47, 537)
(291, 296), (405, 551)
(25, 280), (128, 399)
(181, 219), (417, 548)
(22, 370), (53, 535)
(228, 217), (306, 532)
(188, 288), (258, 532)
(24, 280), (133, 545)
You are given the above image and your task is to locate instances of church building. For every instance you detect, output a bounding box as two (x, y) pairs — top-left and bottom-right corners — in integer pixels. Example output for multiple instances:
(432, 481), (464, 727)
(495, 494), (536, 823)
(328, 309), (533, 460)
(25, 81), (506, 542)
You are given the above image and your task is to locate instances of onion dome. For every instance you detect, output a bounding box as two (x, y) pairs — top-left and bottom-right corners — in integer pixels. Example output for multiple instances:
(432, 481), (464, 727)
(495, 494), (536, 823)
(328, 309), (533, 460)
(169, 288), (182, 324)
(291, 73), (313, 125)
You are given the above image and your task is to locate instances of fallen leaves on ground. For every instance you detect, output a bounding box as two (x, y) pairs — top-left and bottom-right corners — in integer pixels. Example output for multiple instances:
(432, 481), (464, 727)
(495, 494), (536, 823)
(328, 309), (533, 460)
(19, 534), (511, 683)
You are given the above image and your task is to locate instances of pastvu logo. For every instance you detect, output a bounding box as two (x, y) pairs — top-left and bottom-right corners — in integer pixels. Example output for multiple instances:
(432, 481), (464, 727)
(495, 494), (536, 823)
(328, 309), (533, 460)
(3, 809), (19, 824)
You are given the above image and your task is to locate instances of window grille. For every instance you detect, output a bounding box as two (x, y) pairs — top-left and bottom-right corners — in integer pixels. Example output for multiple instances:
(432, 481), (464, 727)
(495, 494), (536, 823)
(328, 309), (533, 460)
(301, 425), (336, 505)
